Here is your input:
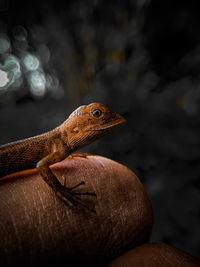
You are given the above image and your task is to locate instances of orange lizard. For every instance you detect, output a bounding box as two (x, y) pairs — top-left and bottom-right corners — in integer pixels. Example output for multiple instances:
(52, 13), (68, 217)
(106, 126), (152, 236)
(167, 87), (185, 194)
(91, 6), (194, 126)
(0, 103), (126, 209)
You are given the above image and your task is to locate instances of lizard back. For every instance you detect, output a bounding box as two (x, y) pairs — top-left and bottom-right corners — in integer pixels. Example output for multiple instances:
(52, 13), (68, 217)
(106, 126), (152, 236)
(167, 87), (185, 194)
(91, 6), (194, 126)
(0, 132), (51, 178)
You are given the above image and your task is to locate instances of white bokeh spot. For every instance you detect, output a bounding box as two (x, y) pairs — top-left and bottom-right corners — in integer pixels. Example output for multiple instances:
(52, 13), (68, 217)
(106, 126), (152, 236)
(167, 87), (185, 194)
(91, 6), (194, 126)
(0, 69), (9, 88)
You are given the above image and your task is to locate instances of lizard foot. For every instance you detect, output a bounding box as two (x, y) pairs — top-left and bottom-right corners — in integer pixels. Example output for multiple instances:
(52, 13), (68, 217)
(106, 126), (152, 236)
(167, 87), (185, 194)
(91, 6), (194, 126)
(66, 181), (97, 197)
(56, 185), (96, 213)
(63, 178), (97, 198)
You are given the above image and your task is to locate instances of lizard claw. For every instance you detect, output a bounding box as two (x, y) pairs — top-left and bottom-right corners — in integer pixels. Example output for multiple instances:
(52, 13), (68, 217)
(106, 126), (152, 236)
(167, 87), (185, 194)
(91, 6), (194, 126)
(71, 191), (97, 197)
(56, 185), (96, 213)
(64, 180), (85, 189)
(67, 181), (97, 197)
(63, 179), (97, 198)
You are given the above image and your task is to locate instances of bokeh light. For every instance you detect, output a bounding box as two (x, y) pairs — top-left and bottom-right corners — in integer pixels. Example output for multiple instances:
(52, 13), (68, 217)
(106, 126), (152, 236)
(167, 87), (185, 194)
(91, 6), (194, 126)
(38, 44), (50, 65)
(5, 55), (21, 79)
(12, 25), (28, 41)
(0, 55), (21, 90)
(28, 70), (46, 97)
(0, 69), (9, 88)
(0, 36), (10, 54)
(23, 54), (40, 71)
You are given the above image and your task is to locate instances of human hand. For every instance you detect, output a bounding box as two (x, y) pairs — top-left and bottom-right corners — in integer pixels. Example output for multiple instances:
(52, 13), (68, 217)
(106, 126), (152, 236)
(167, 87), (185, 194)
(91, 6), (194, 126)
(0, 155), (153, 266)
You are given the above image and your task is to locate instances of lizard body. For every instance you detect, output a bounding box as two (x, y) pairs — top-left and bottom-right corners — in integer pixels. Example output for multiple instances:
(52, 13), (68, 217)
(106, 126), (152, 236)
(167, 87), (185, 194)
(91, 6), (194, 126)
(0, 103), (126, 207)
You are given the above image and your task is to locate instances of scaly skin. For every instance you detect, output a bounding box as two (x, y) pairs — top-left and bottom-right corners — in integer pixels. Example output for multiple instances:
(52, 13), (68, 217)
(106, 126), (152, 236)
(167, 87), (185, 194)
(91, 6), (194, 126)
(0, 103), (126, 209)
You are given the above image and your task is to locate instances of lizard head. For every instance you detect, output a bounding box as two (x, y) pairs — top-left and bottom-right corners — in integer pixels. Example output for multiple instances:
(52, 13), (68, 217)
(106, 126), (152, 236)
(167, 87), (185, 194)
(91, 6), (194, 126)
(62, 103), (126, 151)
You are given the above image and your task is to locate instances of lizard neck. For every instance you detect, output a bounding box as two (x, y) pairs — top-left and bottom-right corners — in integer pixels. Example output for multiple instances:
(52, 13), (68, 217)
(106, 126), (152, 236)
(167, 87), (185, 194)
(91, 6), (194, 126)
(59, 121), (79, 153)
(42, 126), (71, 155)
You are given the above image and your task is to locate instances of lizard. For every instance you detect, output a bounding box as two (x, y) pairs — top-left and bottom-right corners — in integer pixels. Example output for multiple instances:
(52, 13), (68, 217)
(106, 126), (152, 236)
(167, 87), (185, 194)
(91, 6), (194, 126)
(0, 103), (126, 209)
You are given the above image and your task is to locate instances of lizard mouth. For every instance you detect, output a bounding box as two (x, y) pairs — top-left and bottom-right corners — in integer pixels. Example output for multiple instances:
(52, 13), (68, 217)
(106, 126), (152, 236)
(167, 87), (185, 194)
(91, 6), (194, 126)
(91, 116), (126, 131)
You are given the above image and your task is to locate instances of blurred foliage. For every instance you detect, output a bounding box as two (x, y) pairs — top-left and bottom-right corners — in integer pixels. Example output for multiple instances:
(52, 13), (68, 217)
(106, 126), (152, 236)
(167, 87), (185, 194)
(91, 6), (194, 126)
(0, 0), (200, 258)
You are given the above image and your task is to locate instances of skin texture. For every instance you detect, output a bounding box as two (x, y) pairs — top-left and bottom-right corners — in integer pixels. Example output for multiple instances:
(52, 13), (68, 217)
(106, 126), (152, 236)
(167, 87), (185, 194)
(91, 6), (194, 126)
(0, 103), (125, 208)
(108, 243), (200, 266)
(0, 155), (153, 266)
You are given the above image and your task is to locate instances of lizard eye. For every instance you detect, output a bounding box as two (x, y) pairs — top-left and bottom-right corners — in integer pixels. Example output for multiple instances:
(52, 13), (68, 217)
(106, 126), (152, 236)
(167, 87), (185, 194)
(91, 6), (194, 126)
(91, 109), (102, 118)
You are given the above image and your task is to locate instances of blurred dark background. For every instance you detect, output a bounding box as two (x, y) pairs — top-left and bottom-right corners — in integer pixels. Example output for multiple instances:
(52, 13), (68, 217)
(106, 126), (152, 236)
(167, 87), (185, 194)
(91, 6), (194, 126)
(0, 0), (200, 258)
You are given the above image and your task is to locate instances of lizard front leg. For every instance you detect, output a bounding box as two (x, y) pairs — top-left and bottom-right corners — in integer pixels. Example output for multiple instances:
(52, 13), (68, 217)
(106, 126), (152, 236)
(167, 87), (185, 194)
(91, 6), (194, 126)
(36, 152), (96, 210)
